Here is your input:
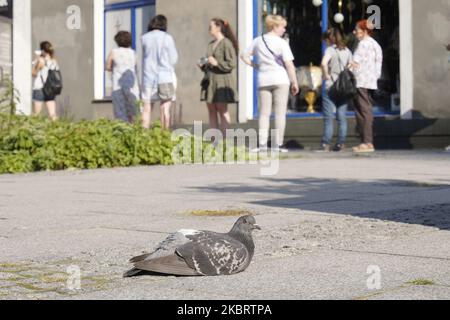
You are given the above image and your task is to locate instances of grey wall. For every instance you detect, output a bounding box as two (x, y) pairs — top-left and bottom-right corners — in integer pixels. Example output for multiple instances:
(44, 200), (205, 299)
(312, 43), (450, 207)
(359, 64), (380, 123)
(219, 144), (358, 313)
(157, 0), (238, 126)
(32, 0), (94, 120)
(412, 0), (450, 119)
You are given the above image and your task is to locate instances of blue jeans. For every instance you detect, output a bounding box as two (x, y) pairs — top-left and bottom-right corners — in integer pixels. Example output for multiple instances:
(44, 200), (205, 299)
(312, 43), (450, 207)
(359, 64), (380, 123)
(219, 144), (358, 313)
(321, 90), (348, 146)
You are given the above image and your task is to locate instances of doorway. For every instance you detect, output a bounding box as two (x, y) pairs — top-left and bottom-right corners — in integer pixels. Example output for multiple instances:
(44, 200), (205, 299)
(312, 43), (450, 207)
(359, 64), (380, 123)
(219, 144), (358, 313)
(256, 0), (400, 117)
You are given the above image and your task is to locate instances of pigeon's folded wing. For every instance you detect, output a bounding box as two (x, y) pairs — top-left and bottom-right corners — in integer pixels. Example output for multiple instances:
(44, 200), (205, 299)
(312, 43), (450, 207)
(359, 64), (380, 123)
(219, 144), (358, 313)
(176, 234), (249, 276)
(133, 254), (201, 276)
(130, 230), (200, 263)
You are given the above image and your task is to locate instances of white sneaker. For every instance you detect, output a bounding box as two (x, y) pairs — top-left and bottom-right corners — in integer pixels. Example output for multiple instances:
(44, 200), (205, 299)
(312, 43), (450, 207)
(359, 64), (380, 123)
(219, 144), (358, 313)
(271, 147), (288, 154)
(250, 145), (268, 153)
(445, 145), (450, 152)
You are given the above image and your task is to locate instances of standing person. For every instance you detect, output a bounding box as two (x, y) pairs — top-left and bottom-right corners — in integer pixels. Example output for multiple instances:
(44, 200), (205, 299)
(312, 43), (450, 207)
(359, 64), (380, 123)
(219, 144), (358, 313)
(32, 41), (59, 121)
(199, 18), (239, 139)
(141, 15), (178, 130)
(318, 28), (353, 152)
(106, 31), (139, 124)
(350, 20), (383, 153)
(241, 15), (299, 153)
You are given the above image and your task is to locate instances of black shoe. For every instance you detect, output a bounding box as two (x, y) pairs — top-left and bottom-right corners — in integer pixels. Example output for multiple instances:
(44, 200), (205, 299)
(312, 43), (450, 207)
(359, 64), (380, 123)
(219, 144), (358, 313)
(333, 144), (346, 152)
(315, 144), (331, 152)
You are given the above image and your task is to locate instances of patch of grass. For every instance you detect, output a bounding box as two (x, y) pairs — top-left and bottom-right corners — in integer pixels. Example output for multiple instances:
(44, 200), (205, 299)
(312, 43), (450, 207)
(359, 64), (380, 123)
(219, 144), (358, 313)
(0, 262), (31, 269)
(189, 210), (254, 217)
(407, 279), (436, 286)
(83, 275), (111, 290)
(0, 260), (119, 299)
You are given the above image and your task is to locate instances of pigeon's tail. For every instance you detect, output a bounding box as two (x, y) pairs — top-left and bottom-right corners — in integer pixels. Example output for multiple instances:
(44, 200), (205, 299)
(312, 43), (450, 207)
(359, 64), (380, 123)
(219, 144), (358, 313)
(123, 268), (145, 278)
(134, 254), (201, 276)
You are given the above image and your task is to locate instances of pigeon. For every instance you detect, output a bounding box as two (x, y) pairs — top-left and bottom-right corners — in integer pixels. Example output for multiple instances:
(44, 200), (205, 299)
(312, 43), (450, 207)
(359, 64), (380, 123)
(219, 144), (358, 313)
(123, 215), (261, 277)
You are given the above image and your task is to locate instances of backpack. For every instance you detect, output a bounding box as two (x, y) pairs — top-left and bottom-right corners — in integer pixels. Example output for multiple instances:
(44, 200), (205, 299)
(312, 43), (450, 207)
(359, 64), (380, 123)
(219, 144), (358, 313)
(41, 61), (63, 97)
(328, 49), (357, 104)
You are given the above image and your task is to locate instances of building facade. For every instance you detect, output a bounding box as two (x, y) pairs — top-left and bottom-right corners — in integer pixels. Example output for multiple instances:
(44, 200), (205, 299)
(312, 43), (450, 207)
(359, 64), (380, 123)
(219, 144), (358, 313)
(2, 0), (450, 127)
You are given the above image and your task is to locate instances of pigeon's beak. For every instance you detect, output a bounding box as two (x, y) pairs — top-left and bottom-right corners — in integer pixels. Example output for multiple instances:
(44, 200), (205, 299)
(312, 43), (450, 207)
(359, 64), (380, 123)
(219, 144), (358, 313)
(253, 224), (261, 230)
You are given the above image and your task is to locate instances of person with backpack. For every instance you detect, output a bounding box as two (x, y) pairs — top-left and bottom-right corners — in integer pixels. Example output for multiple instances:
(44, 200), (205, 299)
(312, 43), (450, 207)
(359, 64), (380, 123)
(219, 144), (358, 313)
(317, 28), (354, 152)
(32, 41), (62, 121)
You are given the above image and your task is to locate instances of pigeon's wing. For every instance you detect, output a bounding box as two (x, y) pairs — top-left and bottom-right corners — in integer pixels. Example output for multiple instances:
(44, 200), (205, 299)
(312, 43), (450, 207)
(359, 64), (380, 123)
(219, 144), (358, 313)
(126, 230), (205, 276)
(133, 253), (201, 276)
(129, 229), (201, 263)
(177, 232), (250, 276)
(129, 253), (151, 263)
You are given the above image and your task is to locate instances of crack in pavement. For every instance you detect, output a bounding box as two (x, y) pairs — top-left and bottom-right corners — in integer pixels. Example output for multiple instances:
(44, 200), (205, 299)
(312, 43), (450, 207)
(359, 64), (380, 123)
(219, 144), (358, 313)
(351, 282), (450, 300)
(88, 211), (134, 217)
(330, 248), (450, 262)
(99, 227), (170, 235)
(73, 191), (141, 198)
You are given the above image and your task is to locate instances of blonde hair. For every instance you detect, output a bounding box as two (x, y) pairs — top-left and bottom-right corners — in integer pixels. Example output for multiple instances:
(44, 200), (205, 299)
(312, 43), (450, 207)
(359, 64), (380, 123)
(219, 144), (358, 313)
(265, 15), (287, 32)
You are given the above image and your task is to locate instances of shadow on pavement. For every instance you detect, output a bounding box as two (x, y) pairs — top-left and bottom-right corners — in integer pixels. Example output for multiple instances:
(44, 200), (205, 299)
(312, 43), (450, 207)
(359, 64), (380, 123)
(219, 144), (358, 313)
(189, 178), (450, 231)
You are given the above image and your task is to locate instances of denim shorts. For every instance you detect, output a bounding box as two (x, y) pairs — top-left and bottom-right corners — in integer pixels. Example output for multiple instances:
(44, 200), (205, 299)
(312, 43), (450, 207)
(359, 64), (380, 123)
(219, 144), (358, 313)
(33, 89), (55, 102)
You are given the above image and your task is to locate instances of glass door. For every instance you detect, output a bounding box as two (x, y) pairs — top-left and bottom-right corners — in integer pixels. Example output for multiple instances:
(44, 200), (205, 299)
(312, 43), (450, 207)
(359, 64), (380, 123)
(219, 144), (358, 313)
(104, 1), (156, 98)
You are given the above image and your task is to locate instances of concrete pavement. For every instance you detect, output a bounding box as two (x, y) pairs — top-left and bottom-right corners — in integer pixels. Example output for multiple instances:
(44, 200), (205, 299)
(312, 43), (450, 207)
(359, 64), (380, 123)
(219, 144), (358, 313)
(0, 150), (449, 300)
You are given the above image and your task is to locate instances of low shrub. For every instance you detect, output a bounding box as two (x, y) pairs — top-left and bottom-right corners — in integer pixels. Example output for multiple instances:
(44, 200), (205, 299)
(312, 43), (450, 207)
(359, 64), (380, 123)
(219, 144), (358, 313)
(0, 114), (249, 174)
(0, 114), (174, 174)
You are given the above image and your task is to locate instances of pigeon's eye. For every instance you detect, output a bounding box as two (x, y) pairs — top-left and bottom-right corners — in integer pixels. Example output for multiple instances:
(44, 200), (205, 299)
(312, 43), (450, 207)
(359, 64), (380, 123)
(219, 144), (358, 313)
(243, 219), (248, 224)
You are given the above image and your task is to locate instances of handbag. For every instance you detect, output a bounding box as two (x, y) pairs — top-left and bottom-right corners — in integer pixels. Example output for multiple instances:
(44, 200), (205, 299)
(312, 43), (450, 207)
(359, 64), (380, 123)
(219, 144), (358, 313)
(262, 35), (286, 69)
(329, 49), (357, 104)
(200, 69), (210, 101)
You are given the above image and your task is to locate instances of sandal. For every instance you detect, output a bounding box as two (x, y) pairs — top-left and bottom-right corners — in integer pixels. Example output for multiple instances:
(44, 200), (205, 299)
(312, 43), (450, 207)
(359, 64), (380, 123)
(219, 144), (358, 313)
(353, 143), (375, 153)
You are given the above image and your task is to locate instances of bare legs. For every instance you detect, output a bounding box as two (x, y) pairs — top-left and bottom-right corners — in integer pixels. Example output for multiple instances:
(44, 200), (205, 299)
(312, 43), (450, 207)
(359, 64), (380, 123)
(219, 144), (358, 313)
(160, 100), (172, 130)
(207, 103), (230, 138)
(142, 101), (152, 129)
(33, 100), (58, 121)
(142, 100), (172, 130)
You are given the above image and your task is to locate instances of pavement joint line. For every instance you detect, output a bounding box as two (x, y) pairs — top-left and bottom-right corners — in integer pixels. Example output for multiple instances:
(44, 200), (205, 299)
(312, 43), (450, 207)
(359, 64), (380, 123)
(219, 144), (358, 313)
(278, 198), (366, 206)
(88, 211), (134, 217)
(73, 191), (141, 198)
(99, 227), (170, 235)
(359, 188), (450, 198)
(352, 282), (450, 300)
(329, 248), (450, 262)
(351, 284), (412, 300)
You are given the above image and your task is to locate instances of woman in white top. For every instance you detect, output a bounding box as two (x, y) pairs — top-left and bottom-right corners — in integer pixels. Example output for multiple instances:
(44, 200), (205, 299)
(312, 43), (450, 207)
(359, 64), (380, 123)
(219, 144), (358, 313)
(350, 20), (383, 154)
(241, 15), (299, 153)
(106, 31), (139, 124)
(32, 41), (59, 121)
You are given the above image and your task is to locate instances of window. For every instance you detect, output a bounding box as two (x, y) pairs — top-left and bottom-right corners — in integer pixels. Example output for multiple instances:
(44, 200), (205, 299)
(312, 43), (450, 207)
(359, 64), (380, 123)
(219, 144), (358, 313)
(0, 0), (13, 86)
(104, 0), (155, 97)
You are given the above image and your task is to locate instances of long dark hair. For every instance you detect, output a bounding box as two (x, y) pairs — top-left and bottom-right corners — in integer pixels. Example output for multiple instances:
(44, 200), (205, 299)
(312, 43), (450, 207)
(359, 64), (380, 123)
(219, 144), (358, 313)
(148, 15), (168, 32)
(40, 41), (55, 58)
(211, 18), (239, 54)
(322, 28), (347, 50)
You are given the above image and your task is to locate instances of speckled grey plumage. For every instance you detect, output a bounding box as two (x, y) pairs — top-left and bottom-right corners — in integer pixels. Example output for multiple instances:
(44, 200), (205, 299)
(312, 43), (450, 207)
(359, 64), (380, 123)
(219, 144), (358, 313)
(124, 216), (261, 277)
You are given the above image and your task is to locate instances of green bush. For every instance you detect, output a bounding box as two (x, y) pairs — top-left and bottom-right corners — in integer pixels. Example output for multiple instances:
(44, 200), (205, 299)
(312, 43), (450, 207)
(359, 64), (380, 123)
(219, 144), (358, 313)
(0, 114), (249, 174)
(0, 114), (174, 174)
